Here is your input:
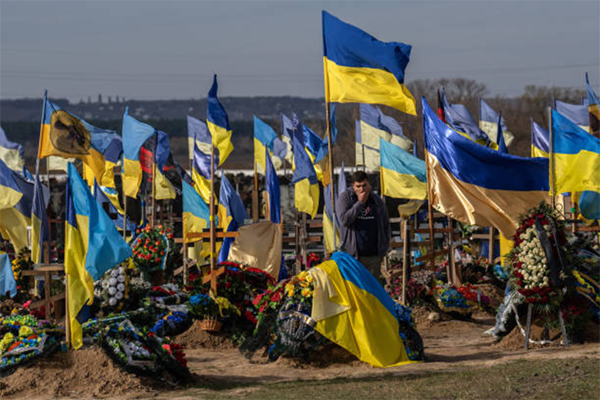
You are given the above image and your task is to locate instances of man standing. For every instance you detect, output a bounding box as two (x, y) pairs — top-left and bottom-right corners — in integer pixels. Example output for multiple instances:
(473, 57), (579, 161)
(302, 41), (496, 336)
(336, 171), (391, 279)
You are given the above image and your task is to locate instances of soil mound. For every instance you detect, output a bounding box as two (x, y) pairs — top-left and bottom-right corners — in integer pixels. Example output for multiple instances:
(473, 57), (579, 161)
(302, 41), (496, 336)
(0, 347), (167, 399)
(175, 322), (237, 350)
(474, 283), (505, 310)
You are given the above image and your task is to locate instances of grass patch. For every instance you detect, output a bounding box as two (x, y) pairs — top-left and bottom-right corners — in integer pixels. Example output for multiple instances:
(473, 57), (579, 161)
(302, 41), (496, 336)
(184, 357), (600, 400)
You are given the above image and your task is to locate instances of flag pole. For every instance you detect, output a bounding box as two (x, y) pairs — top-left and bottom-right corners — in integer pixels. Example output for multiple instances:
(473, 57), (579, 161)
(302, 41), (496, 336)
(253, 160), (259, 222)
(209, 144), (217, 293)
(548, 107), (556, 209)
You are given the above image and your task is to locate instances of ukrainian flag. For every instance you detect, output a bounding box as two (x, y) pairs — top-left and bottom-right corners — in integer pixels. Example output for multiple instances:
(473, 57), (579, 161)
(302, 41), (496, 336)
(65, 163), (132, 349)
(496, 112), (508, 154)
(322, 11), (416, 115)
(587, 73), (599, 137)
(182, 180), (211, 244)
(0, 163), (35, 252)
(254, 116), (277, 174)
(217, 174), (248, 262)
(281, 112), (298, 165)
(555, 99), (589, 132)
(531, 119), (549, 158)
(479, 99), (514, 147)
(93, 181), (136, 234)
(191, 141), (217, 204)
(38, 94), (106, 183)
(207, 75), (233, 165)
(440, 89), (495, 148)
(0, 251), (17, 298)
(380, 139), (427, 200)
(310, 252), (417, 367)
(265, 150), (280, 223)
(0, 127), (24, 173)
(551, 110), (600, 194)
(322, 184), (339, 253)
(153, 130), (176, 200)
(81, 123), (122, 190)
(31, 173), (50, 264)
(122, 108), (156, 198)
(187, 115), (212, 161)
(292, 134), (319, 219)
(356, 104), (413, 171)
(423, 97), (549, 238)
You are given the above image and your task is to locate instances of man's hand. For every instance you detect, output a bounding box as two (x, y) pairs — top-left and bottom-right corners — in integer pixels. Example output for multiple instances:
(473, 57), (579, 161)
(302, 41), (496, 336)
(357, 189), (369, 204)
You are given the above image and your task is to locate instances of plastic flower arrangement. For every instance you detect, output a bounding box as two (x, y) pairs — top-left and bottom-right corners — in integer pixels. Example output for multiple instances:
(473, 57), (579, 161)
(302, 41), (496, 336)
(94, 265), (127, 310)
(188, 293), (218, 321)
(433, 281), (489, 314)
(131, 225), (174, 282)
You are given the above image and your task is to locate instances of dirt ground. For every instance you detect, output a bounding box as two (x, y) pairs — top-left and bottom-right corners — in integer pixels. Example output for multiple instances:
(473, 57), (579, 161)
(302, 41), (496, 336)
(1, 312), (599, 399)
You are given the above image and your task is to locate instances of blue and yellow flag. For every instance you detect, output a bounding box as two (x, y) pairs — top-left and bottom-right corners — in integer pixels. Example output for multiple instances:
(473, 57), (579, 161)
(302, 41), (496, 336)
(555, 99), (589, 132)
(479, 99), (514, 147)
(356, 104), (413, 171)
(217, 175), (246, 262)
(322, 11), (416, 115)
(121, 108), (156, 198)
(182, 180), (211, 244)
(380, 139), (427, 200)
(292, 133), (319, 219)
(531, 119), (550, 158)
(0, 159), (23, 210)
(38, 94), (108, 183)
(191, 140), (217, 204)
(81, 124), (123, 192)
(280, 112), (298, 165)
(65, 163), (132, 349)
(31, 172), (50, 264)
(496, 112), (508, 154)
(187, 115), (212, 161)
(440, 89), (494, 148)
(93, 181), (136, 234)
(265, 150), (280, 224)
(0, 251), (18, 298)
(551, 110), (600, 194)
(0, 165), (35, 252)
(587, 73), (600, 137)
(0, 127), (25, 174)
(254, 116), (277, 173)
(207, 75), (233, 165)
(310, 252), (416, 367)
(153, 130), (176, 200)
(322, 184), (339, 253)
(423, 97), (549, 238)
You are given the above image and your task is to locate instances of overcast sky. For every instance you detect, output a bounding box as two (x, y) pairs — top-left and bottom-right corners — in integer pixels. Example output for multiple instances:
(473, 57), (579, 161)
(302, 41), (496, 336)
(1, 0), (599, 102)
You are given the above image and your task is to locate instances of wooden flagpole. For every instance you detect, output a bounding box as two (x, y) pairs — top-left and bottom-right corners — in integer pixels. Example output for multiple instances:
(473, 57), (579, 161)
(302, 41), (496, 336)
(253, 160), (259, 222)
(209, 144), (217, 293)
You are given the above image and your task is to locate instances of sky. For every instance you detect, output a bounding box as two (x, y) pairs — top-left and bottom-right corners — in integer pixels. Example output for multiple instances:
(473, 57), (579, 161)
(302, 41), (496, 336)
(1, 0), (599, 102)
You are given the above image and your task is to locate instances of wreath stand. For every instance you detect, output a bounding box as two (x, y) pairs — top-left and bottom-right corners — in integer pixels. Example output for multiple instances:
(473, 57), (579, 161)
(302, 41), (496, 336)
(523, 303), (569, 350)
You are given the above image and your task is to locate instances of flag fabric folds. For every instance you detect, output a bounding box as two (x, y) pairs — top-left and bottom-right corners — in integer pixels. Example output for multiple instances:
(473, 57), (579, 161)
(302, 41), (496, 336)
(291, 134), (320, 219)
(38, 95), (108, 183)
(65, 163), (132, 349)
(531, 119), (550, 158)
(191, 140), (217, 204)
(153, 130), (176, 200)
(265, 150), (281, 224)
(380, 139), (427, 200)
(309, 252), (415, 367)
(93, 181), (136, 234)
(356, 104), (413, 171)
(440, 90), (493, 147)
(187, 115), (212, 161)
(479, 99), (514, 147)
(555, 99), (589, 132)
(322, 184), (339, 253)
(254, 116), (277, 173)
(217, 175), (247, 262)
(31, 173), (50, 264)
(0, 127), (25, 173)
(587, 73), (600, 138)
(280, 113), (297, 164)
(229, 221), (283, 279)
(207, 75), (233, 165)
(0, 252), (18, 298)
(122, 108), (156, 198)
(322, 11), (416, 115)
(0, 167), (36, 252)
(0, 159), (23, 210)
(422, 97), (549, 238)
(551, 110), (600, 194)
(496, 112), (508, 154)
(182, 180), (211, 244)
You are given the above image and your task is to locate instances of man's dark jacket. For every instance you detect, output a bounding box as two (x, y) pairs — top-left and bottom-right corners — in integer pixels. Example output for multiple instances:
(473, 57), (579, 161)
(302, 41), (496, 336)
(336, 187), (391, 258)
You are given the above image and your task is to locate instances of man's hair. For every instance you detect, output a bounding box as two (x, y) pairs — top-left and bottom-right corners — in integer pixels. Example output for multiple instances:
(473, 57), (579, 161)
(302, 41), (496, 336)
(352, 171), (369, 183)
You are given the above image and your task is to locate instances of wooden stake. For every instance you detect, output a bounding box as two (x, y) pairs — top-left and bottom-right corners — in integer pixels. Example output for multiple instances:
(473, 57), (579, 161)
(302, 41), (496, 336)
(209, 144), (217, 293)
(488, 227), (495, 265)
(252, 161), (259, 222)
(401, 217), (410, 305)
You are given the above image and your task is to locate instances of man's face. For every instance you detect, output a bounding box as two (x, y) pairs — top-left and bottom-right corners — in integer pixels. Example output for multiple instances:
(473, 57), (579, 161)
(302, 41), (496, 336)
(353, 179), (371, 196)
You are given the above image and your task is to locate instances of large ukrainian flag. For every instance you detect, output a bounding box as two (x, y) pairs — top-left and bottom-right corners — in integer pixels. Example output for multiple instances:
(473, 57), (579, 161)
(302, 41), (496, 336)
(423, 97), (549, 238)
(380, 139), (427, 200)
(310, 252), (416, 367)
(122, 108), (156, 198)
(292, 134), (320, 219)
(38, 95), (105, 182)
(551, 110), (600, 194)
(531, 119), (550, 158)
(254, 116), (277, 174)
(0, 163), (35, 252)
(555, 99), (589, 132)
(191, 140), (217, 204)
(587, 73), (600, 137)
(322, 11), (416, 115)
(65, 163), (132, 349)
(207, 75), (233, 165)
(182, 180), (211, 243)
